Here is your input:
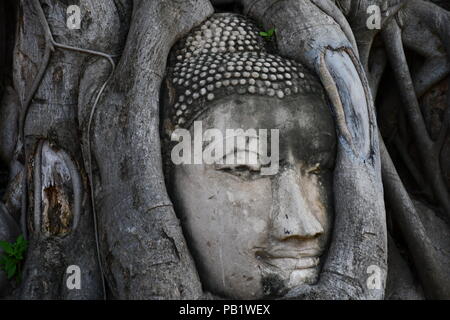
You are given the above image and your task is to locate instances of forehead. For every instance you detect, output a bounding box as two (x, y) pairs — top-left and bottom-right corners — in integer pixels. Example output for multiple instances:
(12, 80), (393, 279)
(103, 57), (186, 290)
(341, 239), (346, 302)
(191, 94), (337, 160)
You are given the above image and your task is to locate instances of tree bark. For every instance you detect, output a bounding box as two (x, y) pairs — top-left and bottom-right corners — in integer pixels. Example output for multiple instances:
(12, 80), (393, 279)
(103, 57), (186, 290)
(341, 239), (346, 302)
(0, 0), (448, 300)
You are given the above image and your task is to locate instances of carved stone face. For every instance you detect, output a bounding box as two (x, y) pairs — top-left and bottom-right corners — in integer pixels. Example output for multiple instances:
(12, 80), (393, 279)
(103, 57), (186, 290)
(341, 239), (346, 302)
(164, 13), (337, 299)
(168, 93), (336, 299)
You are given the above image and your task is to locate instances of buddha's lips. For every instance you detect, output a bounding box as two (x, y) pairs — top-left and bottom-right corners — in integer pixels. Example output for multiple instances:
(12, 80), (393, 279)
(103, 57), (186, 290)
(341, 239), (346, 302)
(257, 256), (320, 271)
(255, 248), (322, 269)
(256, 246), (322, 258)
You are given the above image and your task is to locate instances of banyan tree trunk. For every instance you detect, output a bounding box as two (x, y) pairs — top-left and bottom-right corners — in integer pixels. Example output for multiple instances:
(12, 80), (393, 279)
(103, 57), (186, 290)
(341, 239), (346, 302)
(5, 0), (215, 299)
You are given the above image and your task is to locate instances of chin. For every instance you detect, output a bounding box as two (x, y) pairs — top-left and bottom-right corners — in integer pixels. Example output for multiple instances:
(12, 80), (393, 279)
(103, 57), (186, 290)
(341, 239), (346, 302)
(287, 268), (320, 287)
(258, 266), (321, 298)
(209, 265), (321, 300)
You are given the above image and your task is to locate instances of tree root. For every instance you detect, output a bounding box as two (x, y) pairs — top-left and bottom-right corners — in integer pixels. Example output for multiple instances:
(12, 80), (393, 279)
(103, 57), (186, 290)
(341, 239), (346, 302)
(382, 18), (450, 217)
(19, 0), (118, 300)
(380, 135), (450, 298)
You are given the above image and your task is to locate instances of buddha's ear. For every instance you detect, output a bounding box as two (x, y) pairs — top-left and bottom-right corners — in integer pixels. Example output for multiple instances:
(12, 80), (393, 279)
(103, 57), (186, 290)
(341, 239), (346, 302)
(77, 0), (214, 299)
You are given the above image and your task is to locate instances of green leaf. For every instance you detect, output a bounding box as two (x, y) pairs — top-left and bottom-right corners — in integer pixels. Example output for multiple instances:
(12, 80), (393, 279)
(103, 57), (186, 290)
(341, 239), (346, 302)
(6, 262), (16, 279)
(16, 235), (25, 246)
(0, 241), (14, 255)
(0, 235), (27, 282)
(260, 28), (275, 39)
(12, 235), (27, 259)
(12, 251), (22, 260)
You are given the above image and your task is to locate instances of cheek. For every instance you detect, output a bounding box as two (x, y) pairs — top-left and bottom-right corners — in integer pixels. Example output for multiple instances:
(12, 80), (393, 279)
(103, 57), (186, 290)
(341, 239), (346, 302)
(172, 165), (274, 298)
(173, 165), (273, 250)
(300, 172), (333, 241)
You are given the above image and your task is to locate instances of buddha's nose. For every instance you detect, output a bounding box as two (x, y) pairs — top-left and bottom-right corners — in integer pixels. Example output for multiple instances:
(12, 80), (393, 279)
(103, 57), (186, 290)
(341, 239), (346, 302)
(270, 168), (324, 241)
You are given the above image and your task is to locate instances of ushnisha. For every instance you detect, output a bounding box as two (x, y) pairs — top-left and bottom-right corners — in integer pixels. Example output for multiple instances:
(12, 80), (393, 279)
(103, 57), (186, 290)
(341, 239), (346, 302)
(165, 13), (326, 129)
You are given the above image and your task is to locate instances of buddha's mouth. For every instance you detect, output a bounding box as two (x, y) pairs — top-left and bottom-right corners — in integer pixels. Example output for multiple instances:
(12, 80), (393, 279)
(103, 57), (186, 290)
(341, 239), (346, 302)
(261, 256), (320, 271)
(255, 247), (322, 270)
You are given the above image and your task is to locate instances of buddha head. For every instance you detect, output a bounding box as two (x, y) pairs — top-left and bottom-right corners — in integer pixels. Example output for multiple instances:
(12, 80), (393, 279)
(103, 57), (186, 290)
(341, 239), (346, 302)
(162, 13), (336, 299)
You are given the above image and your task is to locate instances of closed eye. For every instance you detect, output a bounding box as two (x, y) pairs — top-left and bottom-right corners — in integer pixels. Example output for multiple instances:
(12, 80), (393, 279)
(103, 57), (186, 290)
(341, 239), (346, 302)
(214, 150), (263, 178)
(215, 149), (262, 171)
